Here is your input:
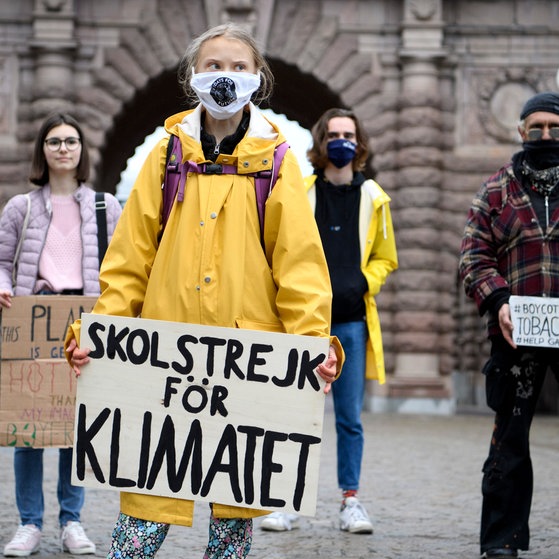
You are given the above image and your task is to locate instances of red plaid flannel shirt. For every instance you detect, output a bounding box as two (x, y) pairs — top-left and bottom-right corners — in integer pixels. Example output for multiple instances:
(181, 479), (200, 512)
(459, 163), (559, 337)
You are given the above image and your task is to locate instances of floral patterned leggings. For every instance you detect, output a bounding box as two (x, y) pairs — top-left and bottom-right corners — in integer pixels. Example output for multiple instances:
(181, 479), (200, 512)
(107, 511), (253, 559)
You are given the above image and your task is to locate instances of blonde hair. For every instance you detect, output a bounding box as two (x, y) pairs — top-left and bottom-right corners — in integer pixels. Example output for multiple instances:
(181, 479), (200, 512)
(177, 23), (274, 106)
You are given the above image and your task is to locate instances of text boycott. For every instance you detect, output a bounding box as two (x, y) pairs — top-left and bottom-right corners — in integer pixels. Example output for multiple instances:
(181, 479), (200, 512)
(510, 295), (559, 348)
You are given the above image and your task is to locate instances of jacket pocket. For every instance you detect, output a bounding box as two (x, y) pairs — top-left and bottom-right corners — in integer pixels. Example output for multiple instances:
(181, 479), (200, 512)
(235, 318), (285, 333)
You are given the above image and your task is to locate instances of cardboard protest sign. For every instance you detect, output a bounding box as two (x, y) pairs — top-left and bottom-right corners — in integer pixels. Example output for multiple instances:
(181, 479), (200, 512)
(510, 295), (559, 348)
(73, 313), (330, 516)
(0, 296), (96, 447)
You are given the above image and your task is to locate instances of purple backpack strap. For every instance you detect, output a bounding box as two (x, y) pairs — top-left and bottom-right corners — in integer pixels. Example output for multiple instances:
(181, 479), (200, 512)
(162, 135), (240, 231)
(162, 134), (182, 231)
(254, 141), (289, 241)
(162, 137), (289, 240)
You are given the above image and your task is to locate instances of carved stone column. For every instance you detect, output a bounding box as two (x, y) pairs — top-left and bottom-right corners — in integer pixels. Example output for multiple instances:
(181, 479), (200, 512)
(27, 0), (77, 116)
(386, 0), (452, 412)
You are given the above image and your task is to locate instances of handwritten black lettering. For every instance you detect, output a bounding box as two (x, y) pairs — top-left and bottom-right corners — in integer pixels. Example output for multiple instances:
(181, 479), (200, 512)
(137, 412), (152, 489)
(237, 425), (265, 504)
(107, 324), (129, 361)
(125, 329), (150, 364)
(200, 424), (241, 502)
(224, 339), (245, 380)
(298, 350), (325, 391)
(150, 331), (170, 369)
(247, 344), (273, 383)
(273, 348), (298, 387)
(199, 336), (227, 376)
(146, 416), (203, 494)
(75, 404), (111, 482)
(109, 408), (135, 487)
(31, 305), (47, 342)
(173, 335), (197, 374)
(87, 322), (106, 358)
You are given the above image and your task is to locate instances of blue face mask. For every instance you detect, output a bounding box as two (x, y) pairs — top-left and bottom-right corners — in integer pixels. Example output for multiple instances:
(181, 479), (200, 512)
(327, 139), (357, 168)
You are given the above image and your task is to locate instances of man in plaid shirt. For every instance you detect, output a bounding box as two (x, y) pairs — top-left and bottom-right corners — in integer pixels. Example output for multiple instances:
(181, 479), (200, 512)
(459, 91), (559, 559)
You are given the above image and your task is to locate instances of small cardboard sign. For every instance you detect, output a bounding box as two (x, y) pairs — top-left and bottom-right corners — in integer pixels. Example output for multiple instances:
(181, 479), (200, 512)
(510, 295), (559, 348)
(0, 295), (96, 361)
(73, 313), (329, 516)
(0, 296), (97, 447)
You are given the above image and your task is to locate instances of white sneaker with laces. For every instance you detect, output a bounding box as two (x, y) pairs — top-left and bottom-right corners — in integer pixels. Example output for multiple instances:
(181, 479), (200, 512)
(260, 512), (300, 532)
(3, 525), (41, 557)
(60, 522), (96, 555)
(339, 496), (373, 534)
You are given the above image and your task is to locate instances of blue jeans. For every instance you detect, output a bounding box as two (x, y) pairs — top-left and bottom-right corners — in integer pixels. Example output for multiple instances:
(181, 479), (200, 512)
(331, 320), (367, 491)
(14, 447), (84, 529)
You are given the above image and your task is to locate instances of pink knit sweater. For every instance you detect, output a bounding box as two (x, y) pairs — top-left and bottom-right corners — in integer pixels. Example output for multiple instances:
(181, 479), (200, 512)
(37, 193), (83, 293)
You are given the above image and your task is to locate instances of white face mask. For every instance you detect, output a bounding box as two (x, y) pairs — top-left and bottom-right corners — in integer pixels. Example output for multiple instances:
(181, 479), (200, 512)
(190, 70), (261, 120)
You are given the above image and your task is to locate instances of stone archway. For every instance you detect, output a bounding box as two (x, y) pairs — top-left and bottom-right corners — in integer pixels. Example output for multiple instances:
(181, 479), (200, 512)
(10, 1), (379, 199)
(3, 0), (559, 414)
(95, 57), (345, 196)
(96, 68), (184, 195)
(0, 0), (483, 416)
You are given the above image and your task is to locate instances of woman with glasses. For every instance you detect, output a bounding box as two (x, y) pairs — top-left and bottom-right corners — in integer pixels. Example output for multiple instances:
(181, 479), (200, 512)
(0, 111), (122, 557)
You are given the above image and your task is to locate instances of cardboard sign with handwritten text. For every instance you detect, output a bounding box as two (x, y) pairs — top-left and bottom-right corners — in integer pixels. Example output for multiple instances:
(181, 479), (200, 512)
(0, 296), (96, 447)
(73, 313), (329, 516)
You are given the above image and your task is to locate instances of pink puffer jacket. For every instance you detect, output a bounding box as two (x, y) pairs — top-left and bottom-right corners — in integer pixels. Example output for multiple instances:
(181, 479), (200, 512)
(0, 184), (122, 296)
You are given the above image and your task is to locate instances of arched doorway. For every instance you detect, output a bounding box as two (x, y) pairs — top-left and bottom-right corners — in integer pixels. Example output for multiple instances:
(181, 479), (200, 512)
(95, 59), (345, 195)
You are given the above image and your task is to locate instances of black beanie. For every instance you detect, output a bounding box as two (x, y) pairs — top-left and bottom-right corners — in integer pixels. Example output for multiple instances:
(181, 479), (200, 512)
(520, 91), (559, 120)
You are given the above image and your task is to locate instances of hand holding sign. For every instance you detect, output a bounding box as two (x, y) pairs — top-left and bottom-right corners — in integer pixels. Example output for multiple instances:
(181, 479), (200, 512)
(66, 337), (90, 376)
(315, 345), (338, 394)
(498, 303), (516, 349)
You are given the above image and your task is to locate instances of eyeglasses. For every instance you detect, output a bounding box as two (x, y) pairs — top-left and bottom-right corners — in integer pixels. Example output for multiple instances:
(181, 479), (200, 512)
(44, 137), (81, 152)
(526, 127), (559, 141)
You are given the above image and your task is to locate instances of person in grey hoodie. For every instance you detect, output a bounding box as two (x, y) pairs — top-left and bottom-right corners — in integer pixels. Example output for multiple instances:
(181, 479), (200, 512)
(0, 111), (121, 557)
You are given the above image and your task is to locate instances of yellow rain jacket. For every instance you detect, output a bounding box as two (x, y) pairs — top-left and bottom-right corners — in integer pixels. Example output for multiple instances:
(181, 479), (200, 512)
(306, 175), (398, 383)
(66, 104), (342, 526)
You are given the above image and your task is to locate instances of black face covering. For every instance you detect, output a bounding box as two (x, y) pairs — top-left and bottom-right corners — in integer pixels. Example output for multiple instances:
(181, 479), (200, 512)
(522, 140), (559, 170)
(520, 141), (559, 197)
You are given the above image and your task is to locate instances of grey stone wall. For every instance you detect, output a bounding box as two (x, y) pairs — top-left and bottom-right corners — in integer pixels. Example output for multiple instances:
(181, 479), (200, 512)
(1, 0), (558, 412)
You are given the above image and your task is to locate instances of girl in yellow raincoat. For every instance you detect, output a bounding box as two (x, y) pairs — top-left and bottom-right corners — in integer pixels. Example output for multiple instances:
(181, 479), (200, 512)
(65, 23), (342, 559)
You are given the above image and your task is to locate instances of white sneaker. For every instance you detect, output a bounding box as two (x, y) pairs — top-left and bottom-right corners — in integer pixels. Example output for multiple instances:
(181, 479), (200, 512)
(60, 522), (96, 555)
(3, 525), (41, 557)
(260, 512), (300, 532)
(339, 497), (373, 534)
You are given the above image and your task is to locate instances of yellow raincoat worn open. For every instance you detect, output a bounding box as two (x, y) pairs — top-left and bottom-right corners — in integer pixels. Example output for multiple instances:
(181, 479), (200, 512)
(66, 105), (342, 526)
(306, 175), (398, 384)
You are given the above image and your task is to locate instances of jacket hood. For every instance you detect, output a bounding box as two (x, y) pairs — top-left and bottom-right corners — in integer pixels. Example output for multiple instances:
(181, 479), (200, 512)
(305, 174), (392, 210)
(163, 103), (286, 174)
(305, 174), (392, 240)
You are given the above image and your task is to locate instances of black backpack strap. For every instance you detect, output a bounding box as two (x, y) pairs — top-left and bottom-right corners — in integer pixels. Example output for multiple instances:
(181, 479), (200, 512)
(95, 191), (108, 266)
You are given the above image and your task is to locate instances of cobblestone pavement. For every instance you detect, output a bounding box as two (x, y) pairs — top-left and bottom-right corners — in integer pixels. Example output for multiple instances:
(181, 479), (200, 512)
(2, 408), (559, 559)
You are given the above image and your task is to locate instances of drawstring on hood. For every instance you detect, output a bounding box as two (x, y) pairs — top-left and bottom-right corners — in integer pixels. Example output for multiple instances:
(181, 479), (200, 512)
(381, 204), (387, 239)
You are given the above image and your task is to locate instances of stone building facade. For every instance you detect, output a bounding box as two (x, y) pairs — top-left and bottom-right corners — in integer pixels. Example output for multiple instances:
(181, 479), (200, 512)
(1, 0), (558, 413)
